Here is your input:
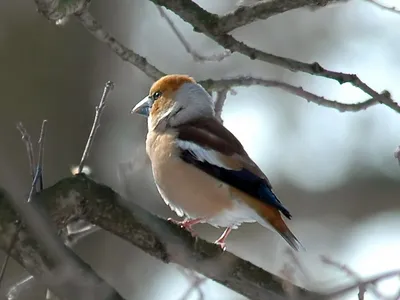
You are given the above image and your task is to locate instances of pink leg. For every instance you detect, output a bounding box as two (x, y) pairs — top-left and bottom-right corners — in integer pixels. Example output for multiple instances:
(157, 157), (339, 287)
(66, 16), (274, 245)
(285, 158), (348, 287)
(167, 217), (203, 235)
(214, 227), (232, 250)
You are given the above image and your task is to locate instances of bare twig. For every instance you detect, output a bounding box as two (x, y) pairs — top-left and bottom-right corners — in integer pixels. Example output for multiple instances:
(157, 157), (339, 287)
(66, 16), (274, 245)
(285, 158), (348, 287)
(75, 10), (165, 80)
(152, 0), (399, 113)
(37, 120), (48, 192)
(325, 269), (400, 299)
(199, 76), (388, 112)
(214, 88), (229, 123)
(16, 123), (35, 180)
(0, 221), (21, 288)
(157, 6), (231, 62)
(218, 0), (348, 34)
(176, 268), (206, 300)
(365, 0), (400, 15)
(321, 256), (384, 299)
(78, 80), (114, 174)
(5, 275), (35, 300)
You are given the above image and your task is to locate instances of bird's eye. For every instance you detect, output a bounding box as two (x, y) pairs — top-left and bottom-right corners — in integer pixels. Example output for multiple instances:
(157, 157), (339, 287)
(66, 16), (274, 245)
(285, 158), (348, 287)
(152, 91), (162, 101)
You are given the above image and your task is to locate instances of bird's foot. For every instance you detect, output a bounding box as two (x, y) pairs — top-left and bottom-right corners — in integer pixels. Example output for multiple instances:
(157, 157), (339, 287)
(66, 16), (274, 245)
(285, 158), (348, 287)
(214, 227), (232, 251)
(214, 240), (227, 251)
(167, 218), (202, 236)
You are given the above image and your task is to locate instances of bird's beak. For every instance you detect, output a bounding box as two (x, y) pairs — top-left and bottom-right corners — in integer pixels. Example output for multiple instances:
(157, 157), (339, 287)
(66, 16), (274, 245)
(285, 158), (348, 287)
(131, 96), (151, 117)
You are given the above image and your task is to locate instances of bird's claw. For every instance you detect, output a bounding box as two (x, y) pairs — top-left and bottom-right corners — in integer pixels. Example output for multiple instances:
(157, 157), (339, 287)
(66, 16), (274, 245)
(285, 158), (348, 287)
(214, 241), (227, 251)
(167, 218), (197, 236)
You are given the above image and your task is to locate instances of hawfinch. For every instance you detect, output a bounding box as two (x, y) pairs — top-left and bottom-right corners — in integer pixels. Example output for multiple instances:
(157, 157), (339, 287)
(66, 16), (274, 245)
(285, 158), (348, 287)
(131, 74), (302, 251)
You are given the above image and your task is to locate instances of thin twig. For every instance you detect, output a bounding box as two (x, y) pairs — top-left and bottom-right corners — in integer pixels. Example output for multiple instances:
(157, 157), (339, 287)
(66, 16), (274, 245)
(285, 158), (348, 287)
(16, 123), (35, 180)
(5, 275), (34, 300)
(214, 88), (229, 123)
(0, 221), (21, 288)
(321, 256), (384, 299)
(157, 6), (231, 62)
(199, 76), (388, 112)
(365, 0), (400, 15)
(219, 0), (347, 34)
(176, 268), (206, 300)
(37, 120), (48, 192)
(75, 10), (165, 80)
(78, 81), (114, 174)
(27, 168), (40, 202)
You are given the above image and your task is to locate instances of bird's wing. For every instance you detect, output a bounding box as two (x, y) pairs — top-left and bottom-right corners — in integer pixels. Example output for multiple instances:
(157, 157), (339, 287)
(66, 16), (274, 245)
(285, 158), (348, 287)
(174, 117), (292, 219)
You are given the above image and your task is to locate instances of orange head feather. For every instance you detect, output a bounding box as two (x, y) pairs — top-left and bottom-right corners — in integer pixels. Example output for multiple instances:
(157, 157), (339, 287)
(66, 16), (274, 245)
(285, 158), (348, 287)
(148, 75), (196, 119)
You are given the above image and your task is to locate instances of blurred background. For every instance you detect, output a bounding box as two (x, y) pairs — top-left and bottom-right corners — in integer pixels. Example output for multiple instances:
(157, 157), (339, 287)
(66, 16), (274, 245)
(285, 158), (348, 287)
(1, 0), (400, 299)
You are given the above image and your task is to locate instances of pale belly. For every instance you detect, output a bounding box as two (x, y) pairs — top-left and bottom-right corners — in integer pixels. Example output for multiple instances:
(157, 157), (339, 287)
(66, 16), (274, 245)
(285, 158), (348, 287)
(152, 156), (258, 228)
(146, 131), (259, 228)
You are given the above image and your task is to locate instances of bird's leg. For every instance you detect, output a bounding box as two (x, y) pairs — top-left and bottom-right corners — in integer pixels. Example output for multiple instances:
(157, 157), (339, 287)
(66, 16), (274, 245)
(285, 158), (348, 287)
(214, 227), (232, 250)
(167, 217), (203, 235)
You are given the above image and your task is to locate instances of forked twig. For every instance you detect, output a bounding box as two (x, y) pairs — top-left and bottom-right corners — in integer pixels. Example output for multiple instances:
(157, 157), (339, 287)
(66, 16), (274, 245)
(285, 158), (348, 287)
(77, 81), (115, 174)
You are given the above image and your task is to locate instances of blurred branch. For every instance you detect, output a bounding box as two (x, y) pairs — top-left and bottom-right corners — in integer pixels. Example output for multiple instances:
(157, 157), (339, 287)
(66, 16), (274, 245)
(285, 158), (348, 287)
(0, 185), (126, 300)
(321, 256), (383, 299)
(152, 0), (400, 113)
(176, 268), (206, 300)
(214, 88), (229, 122)
(34, 0), (91, 22)
(78, 81), (114, 174)
(37, 119), (47, 192)
(0, 221), (20, 288)
(157, 6), (231, 62)
(218, 0), (348, 34)
(4, 275), (35, 300)
(200, 76), (388, 112)
(0, 175), (321, 300)
(16, 123), (35, 181)
(365, 0), (400, 14)
(75, 10), (165, 80)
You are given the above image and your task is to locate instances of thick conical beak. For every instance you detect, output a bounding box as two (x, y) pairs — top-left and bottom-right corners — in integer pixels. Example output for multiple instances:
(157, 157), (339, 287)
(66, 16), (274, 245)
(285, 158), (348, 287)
(131, 96), (151, 116)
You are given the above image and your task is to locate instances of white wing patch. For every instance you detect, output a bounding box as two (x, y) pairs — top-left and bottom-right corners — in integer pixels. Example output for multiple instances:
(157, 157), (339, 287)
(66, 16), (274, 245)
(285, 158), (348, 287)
(176, 140), (233, 169)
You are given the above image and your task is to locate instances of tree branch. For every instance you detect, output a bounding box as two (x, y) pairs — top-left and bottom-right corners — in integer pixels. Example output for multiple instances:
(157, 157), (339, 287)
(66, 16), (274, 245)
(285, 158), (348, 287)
(0, 186), (126, 300)
(218, 0), (348, 34)
(364, 0), (400, 15)
(199, 77), (389, 112)
(151, 0), (400, 114)
(157, 6), (231, 62)
(0, 175), (321, 300)
(75, 10), (165, 80)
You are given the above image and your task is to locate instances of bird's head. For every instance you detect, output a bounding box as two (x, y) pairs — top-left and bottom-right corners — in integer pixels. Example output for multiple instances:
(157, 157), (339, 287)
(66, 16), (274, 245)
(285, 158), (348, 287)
(131, 74), (214, 130)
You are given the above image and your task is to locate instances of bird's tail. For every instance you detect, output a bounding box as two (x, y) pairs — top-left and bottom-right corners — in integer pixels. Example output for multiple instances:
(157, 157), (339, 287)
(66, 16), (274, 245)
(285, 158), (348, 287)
(277, 226), (305, 252)
(256, 204), (305, 252)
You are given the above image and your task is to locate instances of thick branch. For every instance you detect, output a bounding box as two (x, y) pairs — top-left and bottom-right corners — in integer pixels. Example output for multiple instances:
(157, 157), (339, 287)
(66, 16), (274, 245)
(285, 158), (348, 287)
(0, 187), (125, 300)
(1, 175), (320, 300)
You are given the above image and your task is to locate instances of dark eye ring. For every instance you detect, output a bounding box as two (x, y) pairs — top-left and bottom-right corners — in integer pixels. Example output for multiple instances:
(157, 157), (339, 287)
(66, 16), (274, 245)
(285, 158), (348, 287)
(152, 91), (162, 101)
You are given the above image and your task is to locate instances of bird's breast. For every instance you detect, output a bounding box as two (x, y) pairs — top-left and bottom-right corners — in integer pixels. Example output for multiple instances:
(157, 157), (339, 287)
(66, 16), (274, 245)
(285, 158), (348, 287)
(146, 131), (235, 219)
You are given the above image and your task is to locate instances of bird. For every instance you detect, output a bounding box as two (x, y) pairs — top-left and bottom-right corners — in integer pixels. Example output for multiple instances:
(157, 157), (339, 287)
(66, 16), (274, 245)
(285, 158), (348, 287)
(131, 74), (303, 251)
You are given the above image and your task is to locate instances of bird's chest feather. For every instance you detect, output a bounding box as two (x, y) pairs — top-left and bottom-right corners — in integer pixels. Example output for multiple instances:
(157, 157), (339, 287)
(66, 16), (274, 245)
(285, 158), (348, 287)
(145, 131), (234, 218)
